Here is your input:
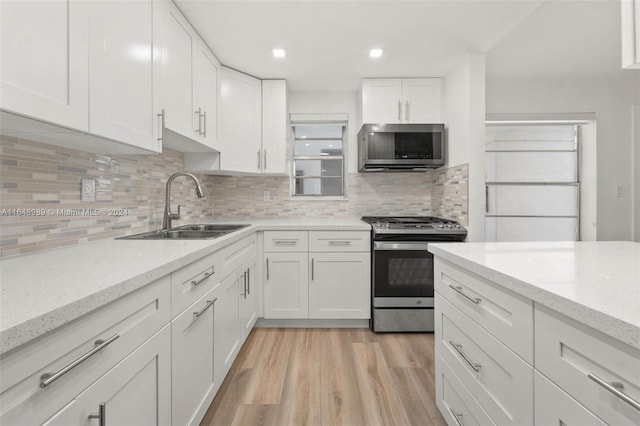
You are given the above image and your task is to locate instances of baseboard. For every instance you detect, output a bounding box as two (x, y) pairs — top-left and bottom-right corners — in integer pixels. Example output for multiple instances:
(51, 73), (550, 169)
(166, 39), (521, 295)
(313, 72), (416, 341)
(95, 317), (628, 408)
(255, 318), (370, 328)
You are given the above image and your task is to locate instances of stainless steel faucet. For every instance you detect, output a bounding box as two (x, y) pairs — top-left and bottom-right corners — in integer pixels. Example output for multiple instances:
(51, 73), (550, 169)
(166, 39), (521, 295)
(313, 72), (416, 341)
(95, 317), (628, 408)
(163, 172), (205, 230)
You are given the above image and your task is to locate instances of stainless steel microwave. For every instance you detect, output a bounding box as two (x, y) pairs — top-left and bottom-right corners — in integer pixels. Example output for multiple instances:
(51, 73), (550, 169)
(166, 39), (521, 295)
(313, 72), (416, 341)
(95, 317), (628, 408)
(358, 123), (445, 171)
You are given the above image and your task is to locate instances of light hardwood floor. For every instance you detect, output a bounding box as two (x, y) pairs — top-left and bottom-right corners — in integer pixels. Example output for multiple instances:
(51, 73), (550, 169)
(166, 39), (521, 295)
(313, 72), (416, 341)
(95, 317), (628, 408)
(200, 328), (446, 426)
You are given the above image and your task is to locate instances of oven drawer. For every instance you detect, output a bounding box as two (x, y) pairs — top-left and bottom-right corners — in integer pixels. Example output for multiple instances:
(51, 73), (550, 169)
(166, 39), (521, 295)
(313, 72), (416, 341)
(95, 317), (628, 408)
(309, 231), (370, 252)
(434, 259), (533, 363)
(435, 293), (533, 426)
(264, 231), (308, 252)
(535, 305), (640, 426)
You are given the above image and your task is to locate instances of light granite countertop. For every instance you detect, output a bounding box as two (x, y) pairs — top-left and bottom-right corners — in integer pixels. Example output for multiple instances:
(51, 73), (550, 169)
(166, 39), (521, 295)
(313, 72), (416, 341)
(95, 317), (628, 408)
(0, 218), (371, 355)
(428, 241), (640, 349)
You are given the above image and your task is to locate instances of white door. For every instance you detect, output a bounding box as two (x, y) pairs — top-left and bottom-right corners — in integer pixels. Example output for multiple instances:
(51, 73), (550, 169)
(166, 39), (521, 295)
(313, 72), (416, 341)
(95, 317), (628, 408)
(219, 67), (262, 173)
(73, 326), (170, 426)
(214, 272), (240, 385)
(194, 41), (220, 150)
(261, 80), (288, 174)
(309, 253), (370, 319)
(156, 0), (196, 139)
(88, 0), (159, 152)
(171, 291), (215, 426)
(0, 0), (88, 130)
(361, 79), (402, 124)
(401, 78), (442, 123)
(239, 262), (257, 341)
(263, 253), (309, 319)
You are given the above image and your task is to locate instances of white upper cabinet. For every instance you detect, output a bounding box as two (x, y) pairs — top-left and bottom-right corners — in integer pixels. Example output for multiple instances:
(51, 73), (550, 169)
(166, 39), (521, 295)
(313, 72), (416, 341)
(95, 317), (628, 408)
(361, 78), (442, 124)
(218, 67), (262, 173)
(88, 0), (160, 152)
(194, 43), (220, 150)
(0, 0), (89, 131)
(261, 80), (289, 175)
(621, 0), (640, 68)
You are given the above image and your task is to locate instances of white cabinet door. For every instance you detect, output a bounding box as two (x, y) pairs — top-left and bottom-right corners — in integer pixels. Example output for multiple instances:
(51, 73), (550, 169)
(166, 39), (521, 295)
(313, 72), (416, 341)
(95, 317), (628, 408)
(263, 253), (309, 319)
(361, 79), (402, 124)
(401, 78), (442, 123)
(194, 42), (220, 150)
(171, 290), (216, 426)
(156, 0), (197, 141)
(261, 80), (289, 174)
(0, 0), (88, 130)
(73, 325), (171, 426)
(309, 252), (370, 319)
(621, 0), (640, 69)
(219, 67), (262, 173)
(214, 271), (241, 385)
(88, 0), (159, 152)
(239, 261), (258, 341)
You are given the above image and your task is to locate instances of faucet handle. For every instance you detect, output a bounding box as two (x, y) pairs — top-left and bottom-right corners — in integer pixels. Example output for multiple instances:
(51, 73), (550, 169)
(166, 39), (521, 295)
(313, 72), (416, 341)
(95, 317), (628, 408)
(176, 204), (182, 218)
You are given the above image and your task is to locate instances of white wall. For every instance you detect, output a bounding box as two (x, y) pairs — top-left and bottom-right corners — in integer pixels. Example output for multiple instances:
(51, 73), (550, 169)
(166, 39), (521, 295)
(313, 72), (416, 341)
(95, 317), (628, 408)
(290, 91), (359, 173)
(634, 105), (640, 242)
(487, 76), (640, 241)
(444, 53), (486, 241)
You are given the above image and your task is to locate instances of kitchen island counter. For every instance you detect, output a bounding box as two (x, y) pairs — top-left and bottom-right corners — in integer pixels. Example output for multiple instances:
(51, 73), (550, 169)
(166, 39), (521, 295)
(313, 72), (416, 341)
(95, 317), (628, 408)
(428, 241), (640, 349)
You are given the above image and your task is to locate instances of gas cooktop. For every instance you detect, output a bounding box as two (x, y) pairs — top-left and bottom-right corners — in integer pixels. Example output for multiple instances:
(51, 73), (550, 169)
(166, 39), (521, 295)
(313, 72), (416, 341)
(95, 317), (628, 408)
(361, 216), (467, 237)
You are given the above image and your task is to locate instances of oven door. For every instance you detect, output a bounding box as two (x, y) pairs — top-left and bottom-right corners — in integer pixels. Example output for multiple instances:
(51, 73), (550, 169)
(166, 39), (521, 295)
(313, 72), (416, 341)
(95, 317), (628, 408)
(373, 241), (434, 307)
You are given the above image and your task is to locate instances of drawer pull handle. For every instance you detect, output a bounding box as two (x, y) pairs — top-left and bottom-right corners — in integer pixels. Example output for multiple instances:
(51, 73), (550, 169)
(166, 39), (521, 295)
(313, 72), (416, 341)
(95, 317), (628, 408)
(194, 298), (217, 319)
(88, 402), (106, 426)
(588, 373), (640, 412)
(328, 240), (352, 245)
(266, 258), (270, 280)
(40, 334), (120, 388)
(449, 285), (481, 305)
(274, 240), (298, 245)
(449, 340), (481, 372)
(191, 270), (214, 287)
(449, 408), (464, 426)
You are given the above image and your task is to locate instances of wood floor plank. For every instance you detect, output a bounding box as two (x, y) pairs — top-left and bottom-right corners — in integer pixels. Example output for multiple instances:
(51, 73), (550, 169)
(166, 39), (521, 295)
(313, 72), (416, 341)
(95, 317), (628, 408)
(275, 329), (322, 426)
(378, 333), (423, 368)
(230, 405), (279, 426)
(390, 367), (446, 426)
(238, 327), (267, 369)
(242, 328), (296, 405)
(201, 368), (253, 426)
(351, 342), (412, 426)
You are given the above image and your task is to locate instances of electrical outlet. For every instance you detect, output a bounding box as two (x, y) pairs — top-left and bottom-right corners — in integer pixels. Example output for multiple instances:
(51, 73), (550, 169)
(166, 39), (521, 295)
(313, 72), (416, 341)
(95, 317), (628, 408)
(263, 190), (271, 201)
(81, 178), (95, 202)
(615, 185), (624, 198)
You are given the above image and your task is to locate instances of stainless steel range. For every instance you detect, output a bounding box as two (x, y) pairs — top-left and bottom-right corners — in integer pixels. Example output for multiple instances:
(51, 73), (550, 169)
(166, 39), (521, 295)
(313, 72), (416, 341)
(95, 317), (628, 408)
(361, 216), (467, 332)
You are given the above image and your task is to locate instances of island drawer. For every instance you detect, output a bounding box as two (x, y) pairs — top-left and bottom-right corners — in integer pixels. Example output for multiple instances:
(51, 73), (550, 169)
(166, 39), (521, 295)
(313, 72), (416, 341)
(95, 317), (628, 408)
(171, 251), (219, 317)
(0, 276), (170, 425)
(308, 231), (370, 252)
(535, 305), (640, 426)
(436, 351), (495, 426)
(434, 259), (533, 363)
(264, 231), (308, 252)
(435, 293), (534, 426)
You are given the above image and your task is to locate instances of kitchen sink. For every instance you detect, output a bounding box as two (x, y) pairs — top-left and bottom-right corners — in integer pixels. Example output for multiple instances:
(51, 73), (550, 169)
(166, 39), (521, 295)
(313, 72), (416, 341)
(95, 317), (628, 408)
(118, 224), (249, 240)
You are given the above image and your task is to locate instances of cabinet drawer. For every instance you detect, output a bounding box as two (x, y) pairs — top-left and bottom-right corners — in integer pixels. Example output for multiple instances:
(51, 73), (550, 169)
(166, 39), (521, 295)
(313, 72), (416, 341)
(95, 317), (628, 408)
(264, 231), (308, 252)
(308, 231), (370, 252)
(218, 234), (257, 280)
(435, 293), (533, 426)
(171, 252), (219, 317)
(434, 259), (533, 363)
(535, 305), (640, 426)
(534, 370), (606, 426)
(436, 351), (495, 426)
(0, 277), (170, 425)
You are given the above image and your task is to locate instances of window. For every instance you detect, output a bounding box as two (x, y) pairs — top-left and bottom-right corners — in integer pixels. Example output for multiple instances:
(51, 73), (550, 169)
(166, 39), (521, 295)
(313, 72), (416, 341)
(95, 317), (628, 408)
(292, 123), (346, 197)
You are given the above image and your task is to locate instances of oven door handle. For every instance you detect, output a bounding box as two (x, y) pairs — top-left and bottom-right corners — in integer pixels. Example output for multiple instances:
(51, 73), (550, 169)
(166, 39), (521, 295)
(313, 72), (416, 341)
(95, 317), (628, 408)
(374, 242), (430, 251)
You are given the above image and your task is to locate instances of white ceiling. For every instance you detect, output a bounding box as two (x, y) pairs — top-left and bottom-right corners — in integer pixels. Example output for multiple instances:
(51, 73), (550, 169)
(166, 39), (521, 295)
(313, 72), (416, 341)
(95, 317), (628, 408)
(175, 0), (636, 91)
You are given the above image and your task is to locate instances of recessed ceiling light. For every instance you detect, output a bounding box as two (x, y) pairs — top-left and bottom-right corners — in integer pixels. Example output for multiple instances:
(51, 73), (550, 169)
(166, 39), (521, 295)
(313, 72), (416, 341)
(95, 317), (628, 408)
(272, 48), (286, 58)
(369, 48), (383, 58)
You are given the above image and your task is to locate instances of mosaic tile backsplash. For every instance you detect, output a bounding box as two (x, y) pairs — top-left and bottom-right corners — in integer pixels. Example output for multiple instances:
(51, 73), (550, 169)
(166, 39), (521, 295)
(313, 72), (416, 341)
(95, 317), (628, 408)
(0, 136), (467, 257)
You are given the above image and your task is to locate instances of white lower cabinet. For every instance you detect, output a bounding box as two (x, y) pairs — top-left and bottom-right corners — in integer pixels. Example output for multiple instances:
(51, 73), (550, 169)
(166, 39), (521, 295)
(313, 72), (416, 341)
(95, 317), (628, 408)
(214, 266), (242, 385)
(263, 252), (309, 319)
(239, 259), (258, 341)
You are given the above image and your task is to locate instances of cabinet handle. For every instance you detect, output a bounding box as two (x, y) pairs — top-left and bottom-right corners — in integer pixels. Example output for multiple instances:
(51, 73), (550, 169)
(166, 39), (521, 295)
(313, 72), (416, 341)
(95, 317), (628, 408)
(195, 108), (202, 135)
(157, 109), (165, 143)
(264, 149), (267, 170)
(449, 340), (481, 372)
(405, 100), (409, 122)
(247, 268), (250, 295)
(328, 240), (352, 246)
(266, 258), (270, 280)
(274, 240), (297, 245)
(257, 150), (261, 170)
(202, 110), (207, 138)
(40, 334), (120, 388)
(242, 271), (247, 299)
(485, 185), (489, 213)
(88, 402), (106, 426)
(194, 298), (217, 319)
(311, 258), (315, 281)
(448, 284), (481, 305)
(397, 101), (402, 121)
(191, 270), (214, 287)
(588, 373), (640, 411)
(449, 408), (464, 426)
